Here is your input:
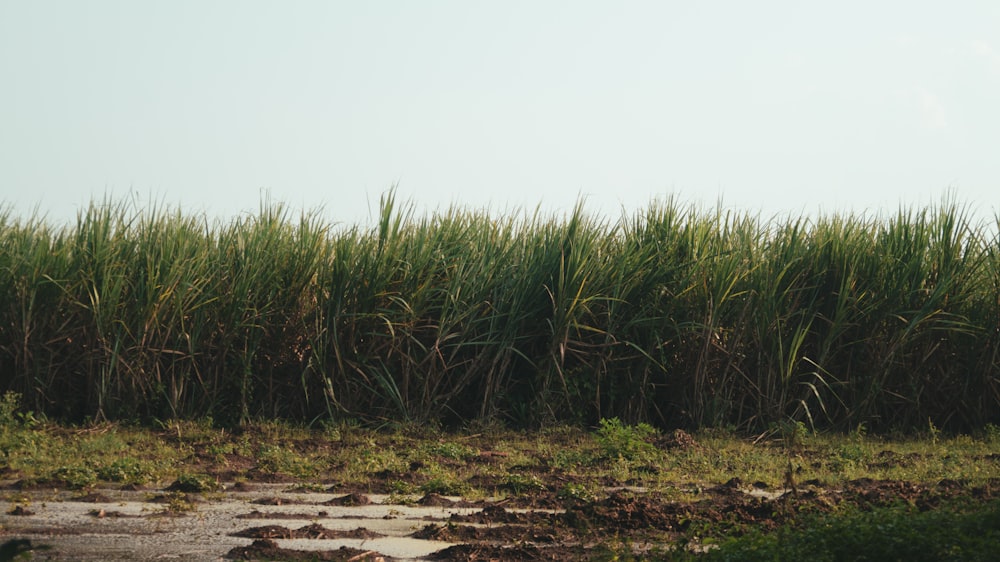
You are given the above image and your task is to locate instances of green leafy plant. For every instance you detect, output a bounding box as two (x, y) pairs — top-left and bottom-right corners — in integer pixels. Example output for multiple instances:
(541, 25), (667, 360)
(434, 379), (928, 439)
(557, 482), (596, 503)
(595, 417), (657, 461)
(49, 466), (97, 489)
(0, 392), (35, 429)
(0, 392), (21, 427)
(418, 464), (470, 496)
(424, 441), (475, 461)
(160, 491), (198, 513)
(97, 457), (160, 485)
(983, 423), (1000, 445)
(256, 444), (318, 479)
(501, 473), (545, 495)
(170, 472), (220, 493)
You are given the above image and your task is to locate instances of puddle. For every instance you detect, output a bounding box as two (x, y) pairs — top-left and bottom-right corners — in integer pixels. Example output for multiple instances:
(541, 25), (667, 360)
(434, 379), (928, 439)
(276, 537), (455, 559)
(0, 483), (549, 561)
(4, 477), (980, 560)
(746, 487), (793, 500)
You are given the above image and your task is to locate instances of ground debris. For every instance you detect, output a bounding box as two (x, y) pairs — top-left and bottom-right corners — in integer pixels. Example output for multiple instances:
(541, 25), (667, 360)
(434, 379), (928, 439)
(324, 492), (371, 506)
(428, 543), (543, 561)
(226, 538), (389, 560)
(251, 496), (308, 506)
(652, 429), (700, 450)
(233, 523), (384, 539)
(237, 509), (330, 519)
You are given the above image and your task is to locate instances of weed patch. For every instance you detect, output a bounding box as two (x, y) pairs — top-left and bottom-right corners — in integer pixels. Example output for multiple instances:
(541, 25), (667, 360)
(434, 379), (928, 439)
(697, 500), (1000, 562)
(595, 417), (658, 462)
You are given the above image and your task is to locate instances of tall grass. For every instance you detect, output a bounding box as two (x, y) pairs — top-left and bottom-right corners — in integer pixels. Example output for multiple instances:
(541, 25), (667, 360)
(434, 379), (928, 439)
(1, 194), (998, 431)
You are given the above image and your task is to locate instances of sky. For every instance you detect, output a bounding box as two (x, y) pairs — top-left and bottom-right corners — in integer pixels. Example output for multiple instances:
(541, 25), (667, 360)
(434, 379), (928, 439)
(2, 1), (999, 228)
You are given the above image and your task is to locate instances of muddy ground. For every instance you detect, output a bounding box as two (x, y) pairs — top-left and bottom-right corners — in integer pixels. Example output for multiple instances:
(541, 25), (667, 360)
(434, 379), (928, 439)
(3, 476), (997, 560)
(2, 427), (999, 560)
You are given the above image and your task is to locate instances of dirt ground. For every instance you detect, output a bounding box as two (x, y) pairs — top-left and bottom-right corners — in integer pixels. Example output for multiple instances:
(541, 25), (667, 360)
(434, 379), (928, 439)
(3, 426), (999, 560)
(3, 474), (996, 561)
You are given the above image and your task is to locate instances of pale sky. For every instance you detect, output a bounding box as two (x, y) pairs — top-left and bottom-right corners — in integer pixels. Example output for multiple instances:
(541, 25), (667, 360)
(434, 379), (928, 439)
(2, 1), (999, 228)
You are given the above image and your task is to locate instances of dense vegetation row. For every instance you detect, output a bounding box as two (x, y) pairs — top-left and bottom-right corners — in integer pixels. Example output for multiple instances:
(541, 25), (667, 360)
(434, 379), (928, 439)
(1, 194), (998, 431)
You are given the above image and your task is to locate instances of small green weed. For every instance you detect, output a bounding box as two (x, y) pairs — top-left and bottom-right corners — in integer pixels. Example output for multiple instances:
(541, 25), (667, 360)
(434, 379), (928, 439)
(424, 441), (474, 461)
(49, 466), (97, 489)
(160, 492), (198, 513)
(501, 473), (545, 495)
(927, 418), (942, 445)
(97, 457), (160, 485)
(418, 465), (469, 496)
(0, 392), (21, 427)
(557, 482), (596, 503)
(551, 447), (595, 469)
(256, 444), (318, 478)
(206, 442), (235, 457)
(595, 418), (657, 461)
(386, 491), (417, 505)
(158, 418), (217, 442)
(835, 442), (868, 466)
(389, 479), (416, 494)
(984, 423), (1000, 445)
(347, 447), (406, 476)
(772, 419), (810, 448)
(170, 472), (220, 493)
(420, 477), (468, 496)
(0, 392), (36, 428)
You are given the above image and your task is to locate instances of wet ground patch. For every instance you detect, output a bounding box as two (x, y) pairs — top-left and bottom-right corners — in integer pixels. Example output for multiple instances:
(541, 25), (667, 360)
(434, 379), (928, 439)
(3, 423), (1000, 559)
